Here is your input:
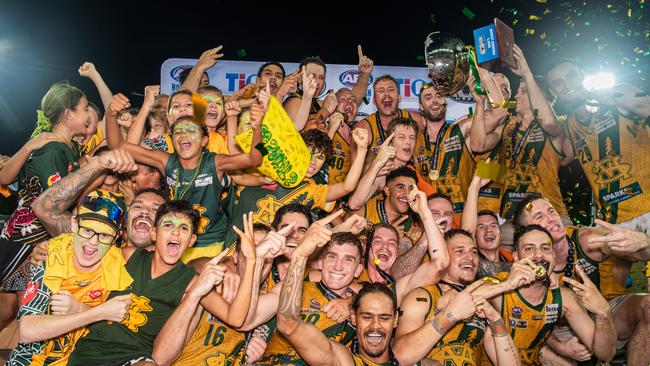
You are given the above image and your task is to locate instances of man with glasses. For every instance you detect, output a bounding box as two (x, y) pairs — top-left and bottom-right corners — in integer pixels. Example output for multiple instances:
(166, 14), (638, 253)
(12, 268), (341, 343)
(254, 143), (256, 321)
(7, 190), (133, 366)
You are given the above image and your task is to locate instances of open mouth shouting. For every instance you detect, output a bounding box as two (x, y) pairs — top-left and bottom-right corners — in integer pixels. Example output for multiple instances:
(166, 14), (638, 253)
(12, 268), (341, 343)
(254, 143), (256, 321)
(82, 244), (99, 259)
(132, 215), (153, 234)
(167, 239), (181, 257)
(178, 140), (193, 152)
(459, 259), (475, 273)
(364, 330), (387, 347)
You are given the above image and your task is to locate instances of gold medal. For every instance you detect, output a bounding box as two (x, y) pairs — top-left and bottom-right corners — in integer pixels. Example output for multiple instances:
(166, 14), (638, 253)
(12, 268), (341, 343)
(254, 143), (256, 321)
(429, 169), (440, 181)
(534, 265), (547, 280)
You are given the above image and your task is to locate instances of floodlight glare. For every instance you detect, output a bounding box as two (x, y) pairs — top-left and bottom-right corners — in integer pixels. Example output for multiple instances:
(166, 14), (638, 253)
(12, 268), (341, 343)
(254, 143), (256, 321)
(582, 72), (615, 92)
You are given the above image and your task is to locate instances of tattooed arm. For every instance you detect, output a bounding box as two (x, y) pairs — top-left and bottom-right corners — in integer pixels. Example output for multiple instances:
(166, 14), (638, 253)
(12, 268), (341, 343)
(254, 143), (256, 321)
(276, 210), (352, 366)
(32, 149), (137, 237)
(391, 237), (428, 279)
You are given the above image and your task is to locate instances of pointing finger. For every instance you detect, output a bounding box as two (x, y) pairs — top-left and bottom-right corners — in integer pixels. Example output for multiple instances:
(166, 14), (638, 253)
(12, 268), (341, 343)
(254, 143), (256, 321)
(276, 222), (296, 236)
(319, 209), (345, 225)
(381, 132), (395, 147)
(357, 45), (364, 58)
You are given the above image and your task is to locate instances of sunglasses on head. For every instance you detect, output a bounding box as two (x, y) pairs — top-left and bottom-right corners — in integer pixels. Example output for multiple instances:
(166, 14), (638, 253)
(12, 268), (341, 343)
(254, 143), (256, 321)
(80, 197), (124, 222)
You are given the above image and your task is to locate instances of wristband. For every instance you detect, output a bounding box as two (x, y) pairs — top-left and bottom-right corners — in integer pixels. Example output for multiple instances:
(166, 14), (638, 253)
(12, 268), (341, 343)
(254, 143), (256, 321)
(431, 315), (450, 335)
(255, 142), (268, 156)
(444, 308), (458, 324)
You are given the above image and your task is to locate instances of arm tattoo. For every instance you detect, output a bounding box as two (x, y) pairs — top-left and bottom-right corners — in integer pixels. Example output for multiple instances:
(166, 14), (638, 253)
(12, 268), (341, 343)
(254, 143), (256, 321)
(278, 255), (307, 319)
(391, 238), (427, 279)
(33, 162), (102, 237)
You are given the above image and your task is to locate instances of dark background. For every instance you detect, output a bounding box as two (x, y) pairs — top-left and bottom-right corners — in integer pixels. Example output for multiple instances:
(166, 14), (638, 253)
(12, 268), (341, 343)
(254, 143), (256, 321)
(0, 0), (647, 154)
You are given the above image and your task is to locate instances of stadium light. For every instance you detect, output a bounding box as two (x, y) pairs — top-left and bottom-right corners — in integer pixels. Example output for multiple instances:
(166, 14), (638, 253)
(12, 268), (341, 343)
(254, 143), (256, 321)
(582, 72), (615, 92)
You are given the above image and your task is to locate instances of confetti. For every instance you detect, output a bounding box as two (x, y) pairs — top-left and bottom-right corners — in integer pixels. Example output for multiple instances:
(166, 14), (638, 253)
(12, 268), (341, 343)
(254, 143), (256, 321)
(430, 14), (437, 24)
(530, 15), (542, 20)
(462, 7), (475, 19)
(236, 49), (246, 58)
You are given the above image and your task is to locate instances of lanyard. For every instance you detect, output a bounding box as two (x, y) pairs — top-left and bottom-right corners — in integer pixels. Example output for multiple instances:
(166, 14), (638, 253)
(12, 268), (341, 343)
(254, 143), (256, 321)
(425, 122), (450, 172)
(439, 280), (465, 293)
(509, 120), (537, 169)
(351, 340), (400, 366)
(317, 281), (342, 300)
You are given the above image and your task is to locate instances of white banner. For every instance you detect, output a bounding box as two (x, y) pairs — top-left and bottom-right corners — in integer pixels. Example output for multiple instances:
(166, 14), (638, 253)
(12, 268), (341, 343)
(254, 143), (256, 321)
(161, 58), (475, 121)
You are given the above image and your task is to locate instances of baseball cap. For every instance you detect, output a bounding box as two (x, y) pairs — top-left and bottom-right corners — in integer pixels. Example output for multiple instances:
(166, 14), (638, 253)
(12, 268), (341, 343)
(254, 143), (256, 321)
(76, 190), (127, 233)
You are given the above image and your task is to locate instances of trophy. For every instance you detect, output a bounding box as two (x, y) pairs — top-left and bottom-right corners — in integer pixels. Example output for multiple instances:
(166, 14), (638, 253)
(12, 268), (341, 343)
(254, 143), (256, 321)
(423, 32), (470, 96)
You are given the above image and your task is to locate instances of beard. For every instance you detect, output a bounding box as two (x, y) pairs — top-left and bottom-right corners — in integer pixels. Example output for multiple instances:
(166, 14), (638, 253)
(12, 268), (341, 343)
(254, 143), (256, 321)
(423, 106), (446, 122)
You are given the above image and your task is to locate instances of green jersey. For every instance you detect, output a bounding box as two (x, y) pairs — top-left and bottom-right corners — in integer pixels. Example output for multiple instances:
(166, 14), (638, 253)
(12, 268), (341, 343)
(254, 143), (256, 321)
(165, 150), (230, 246)
(68, 249), (196, 365)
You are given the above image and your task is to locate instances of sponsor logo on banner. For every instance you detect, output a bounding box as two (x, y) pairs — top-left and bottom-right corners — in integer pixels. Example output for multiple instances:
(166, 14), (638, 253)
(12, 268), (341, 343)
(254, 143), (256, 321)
(170, 65), (192, 82)
(225, 73), (256, 93)
(339, 70), (373, 88)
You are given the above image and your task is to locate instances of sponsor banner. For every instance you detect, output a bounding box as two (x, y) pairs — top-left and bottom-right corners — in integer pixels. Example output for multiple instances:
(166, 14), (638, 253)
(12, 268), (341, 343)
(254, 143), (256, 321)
(161, 58), (475, 121)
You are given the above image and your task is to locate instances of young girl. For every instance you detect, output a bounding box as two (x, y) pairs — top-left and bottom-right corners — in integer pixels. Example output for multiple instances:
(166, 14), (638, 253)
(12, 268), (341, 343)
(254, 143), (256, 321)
(0, 82), (89, 323)
(105, 92), (263, 256)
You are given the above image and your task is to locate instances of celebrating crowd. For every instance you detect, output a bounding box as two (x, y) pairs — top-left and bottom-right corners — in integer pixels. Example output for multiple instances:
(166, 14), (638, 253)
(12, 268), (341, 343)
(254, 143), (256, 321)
(0, 38), (649, 366)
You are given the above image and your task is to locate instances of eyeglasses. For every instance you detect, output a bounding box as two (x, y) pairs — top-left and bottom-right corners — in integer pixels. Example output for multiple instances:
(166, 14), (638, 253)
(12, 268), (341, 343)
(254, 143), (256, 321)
(77, 226), (116, 245)
(80, 197), (124, 222)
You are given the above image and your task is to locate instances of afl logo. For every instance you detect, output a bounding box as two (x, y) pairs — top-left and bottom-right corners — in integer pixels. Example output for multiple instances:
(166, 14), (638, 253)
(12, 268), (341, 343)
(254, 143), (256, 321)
(170, 65), (192, 82)
(339, 70), (374, 88)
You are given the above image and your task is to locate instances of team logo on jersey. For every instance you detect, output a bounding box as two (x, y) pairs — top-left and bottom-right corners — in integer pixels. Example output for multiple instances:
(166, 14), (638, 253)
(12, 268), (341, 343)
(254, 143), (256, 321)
(23, 281), (38, 305)
(309, 299), (321, 311)
(509, 319), (528, 328)
(511, 306), (523, 319)
(88, 289), (104, 300)
(47, 172), (61, 187)
(593, 136), (631, 188)
(122, 295), (153, 332)
(545, 303), (559, 324)
(192, 204), (210, 235)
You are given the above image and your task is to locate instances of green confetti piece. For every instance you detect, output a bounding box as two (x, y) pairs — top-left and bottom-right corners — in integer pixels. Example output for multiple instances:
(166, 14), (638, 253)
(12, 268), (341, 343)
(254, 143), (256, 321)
(236, 49), (247, 58)
(430, 14), (437, 23)
(462, 7), (475, 19)
(416, 55), (425, 61)
(362, 96), (369, 105)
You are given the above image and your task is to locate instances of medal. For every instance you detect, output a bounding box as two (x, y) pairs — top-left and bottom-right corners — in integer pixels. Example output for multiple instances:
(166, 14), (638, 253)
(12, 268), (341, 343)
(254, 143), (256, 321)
(429, 169), (440, 181)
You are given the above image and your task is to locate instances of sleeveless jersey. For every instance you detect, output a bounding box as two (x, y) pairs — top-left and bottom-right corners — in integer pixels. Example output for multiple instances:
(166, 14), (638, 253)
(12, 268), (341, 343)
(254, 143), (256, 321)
(566, 106), (650, 223)
(258, 281), (357, 365)
(165, 150), (229, 247)
(365, 109), (413, 153)
(224, 178), (333, 248)
(68, 249), (196, 365)
(327, 130), (352, 184)
(421, 284), (487, 365)
(500, 120), (566, 219)
(476, 148), (504, 214)
(207, 131), (229, 155)
(500, 284), (563, 365)
(414, 122), (475, 213)
(172, 308), (247, 366)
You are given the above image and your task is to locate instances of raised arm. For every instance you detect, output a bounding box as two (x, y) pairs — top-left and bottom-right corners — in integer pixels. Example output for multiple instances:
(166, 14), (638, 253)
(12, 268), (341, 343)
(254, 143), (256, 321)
(479, 297), (521, 366)
(276, 211), (350, 366)
(181, 46), (223, 92)
(468, 75), (503, 154)
(224, 100), (243, 153)
(351, 45), (373, 105)
(461, 174), (491, 234)
(586, 219), (650, 261)
(605, 83), (650, 119)
(347, 133), (394, 210)
(32, 149), (137, 237)
(325, 128), (368, 201)
(213, 102), (264, 173)
(290, 67), (317, 130)
(562, 267), (616, 362)
(78, 62), (113, 110)
(153, 251), (229, 366)
(105, 93), (169, 172)
(392, 184), (450, 281)
(126, 85), (159, 144)
(393, 280), (482, 364)
(510, 44), (563, 137)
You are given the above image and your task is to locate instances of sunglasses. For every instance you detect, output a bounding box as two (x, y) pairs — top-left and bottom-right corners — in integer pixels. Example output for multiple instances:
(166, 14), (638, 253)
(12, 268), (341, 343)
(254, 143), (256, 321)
(80, 197), (124, 222)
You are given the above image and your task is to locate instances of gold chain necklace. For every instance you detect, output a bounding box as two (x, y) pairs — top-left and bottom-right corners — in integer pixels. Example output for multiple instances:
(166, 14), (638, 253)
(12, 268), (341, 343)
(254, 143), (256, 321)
(173, 152), (204, 200)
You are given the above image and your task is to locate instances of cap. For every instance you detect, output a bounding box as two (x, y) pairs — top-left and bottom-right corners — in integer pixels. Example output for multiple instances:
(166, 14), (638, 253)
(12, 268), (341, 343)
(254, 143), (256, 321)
(76, 190), (127, 233)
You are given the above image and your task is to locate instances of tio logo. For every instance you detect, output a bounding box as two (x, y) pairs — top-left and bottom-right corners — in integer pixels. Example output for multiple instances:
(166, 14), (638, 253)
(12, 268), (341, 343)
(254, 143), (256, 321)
(225, 73), (256, 92)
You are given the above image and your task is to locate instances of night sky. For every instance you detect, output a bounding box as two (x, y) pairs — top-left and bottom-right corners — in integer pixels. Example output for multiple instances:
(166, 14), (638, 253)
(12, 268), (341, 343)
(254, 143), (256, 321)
(1, 0), (648, 154)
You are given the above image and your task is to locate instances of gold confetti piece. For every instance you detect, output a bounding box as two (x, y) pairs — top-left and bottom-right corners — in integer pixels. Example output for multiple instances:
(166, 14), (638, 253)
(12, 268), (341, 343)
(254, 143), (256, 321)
(543, 8), (551, 14)
(476, 160), (508, 183)
(373, 258), (381, 265)
(536, 0), (547, 2)
(530, 15), (542, 20)
(540, 32), (547, 40)
(525, 28), (536, 35)
(628, 8), (632, 17)
(192, 93), (208, 127)
(526, 202), (534, 211)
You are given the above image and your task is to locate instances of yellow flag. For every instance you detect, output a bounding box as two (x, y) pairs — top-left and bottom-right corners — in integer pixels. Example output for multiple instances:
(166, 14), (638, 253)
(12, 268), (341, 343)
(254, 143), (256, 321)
(235, 97), (310, 188)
